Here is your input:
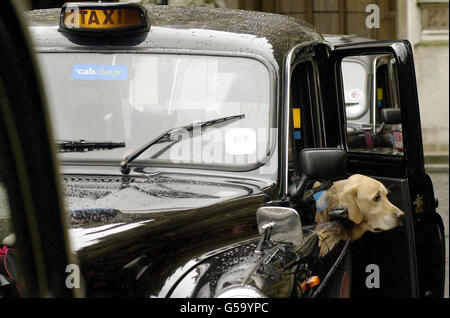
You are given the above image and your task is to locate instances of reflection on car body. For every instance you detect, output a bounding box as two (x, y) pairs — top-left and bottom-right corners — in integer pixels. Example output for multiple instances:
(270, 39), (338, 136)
(0, 3), (445, 299)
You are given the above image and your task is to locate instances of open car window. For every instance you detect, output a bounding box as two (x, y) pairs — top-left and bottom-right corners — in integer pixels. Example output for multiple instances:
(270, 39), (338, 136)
(342, 54), (404, 156)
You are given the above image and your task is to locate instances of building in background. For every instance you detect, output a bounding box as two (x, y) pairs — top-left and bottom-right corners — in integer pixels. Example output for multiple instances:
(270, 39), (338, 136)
(399, 0), (449, 163)
(22, 0), (450, 163)
(238, 0), (398, 39)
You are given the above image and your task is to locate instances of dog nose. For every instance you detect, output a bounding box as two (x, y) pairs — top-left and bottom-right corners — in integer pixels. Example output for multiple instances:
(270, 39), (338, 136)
(397, 210), (405, 225)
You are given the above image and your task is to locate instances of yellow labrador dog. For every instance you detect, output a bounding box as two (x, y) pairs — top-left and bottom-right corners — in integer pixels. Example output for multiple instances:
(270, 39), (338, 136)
(315, 174), (405, 242)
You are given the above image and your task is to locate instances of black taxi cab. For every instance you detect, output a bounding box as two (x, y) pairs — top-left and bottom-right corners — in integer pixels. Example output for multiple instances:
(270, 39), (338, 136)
(0, 2), (445, 298)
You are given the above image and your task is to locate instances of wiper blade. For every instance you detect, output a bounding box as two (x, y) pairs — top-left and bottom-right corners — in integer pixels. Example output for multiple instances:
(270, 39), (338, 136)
(57, 140), (126, 153)
(120, 114), (245, 174)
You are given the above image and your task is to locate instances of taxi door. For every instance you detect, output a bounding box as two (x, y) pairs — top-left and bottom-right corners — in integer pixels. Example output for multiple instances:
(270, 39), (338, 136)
(323, 40), (445, 298)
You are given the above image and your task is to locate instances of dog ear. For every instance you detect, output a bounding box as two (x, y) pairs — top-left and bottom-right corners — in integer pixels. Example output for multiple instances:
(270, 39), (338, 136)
(338, 184), (363, 224)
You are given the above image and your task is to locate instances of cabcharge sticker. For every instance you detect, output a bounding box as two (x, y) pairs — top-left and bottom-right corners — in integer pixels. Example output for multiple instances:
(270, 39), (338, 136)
(72, 64), (128, 81)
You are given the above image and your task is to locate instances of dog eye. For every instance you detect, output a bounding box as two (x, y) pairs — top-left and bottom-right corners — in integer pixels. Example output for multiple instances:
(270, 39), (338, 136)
(374, 194), (381, 202)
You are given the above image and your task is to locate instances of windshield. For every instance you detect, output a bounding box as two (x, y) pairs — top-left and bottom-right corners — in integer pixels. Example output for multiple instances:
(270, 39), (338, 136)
(37, 53), (274, 169)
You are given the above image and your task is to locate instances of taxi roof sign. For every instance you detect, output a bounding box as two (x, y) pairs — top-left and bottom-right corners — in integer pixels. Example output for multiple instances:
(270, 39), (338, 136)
(59, 2), (150, 34)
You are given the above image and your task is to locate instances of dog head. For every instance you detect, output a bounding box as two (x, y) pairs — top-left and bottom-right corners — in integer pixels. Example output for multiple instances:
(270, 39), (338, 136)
(338, 174), (405, 235)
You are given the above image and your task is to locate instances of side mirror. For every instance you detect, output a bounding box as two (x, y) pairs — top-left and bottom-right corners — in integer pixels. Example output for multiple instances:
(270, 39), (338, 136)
(381, 108), (402, 125)
(291, 148), (347, 198)
(256, 207), (303, 246)
(299, 148), (347, 179)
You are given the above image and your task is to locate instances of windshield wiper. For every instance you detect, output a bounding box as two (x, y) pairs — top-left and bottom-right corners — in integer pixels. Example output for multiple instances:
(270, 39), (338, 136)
(57, 140), (126, 153)
(120, 114), (245, 175)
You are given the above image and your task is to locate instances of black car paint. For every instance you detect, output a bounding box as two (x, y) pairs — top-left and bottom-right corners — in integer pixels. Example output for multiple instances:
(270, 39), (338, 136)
(59, 164), (352, 298)
(62, 167), (273, 297)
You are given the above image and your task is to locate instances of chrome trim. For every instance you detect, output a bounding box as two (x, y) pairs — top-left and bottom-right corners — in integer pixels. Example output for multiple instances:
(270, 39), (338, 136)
(215, 286), (267, 298)
(372, 57), (378, 134)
